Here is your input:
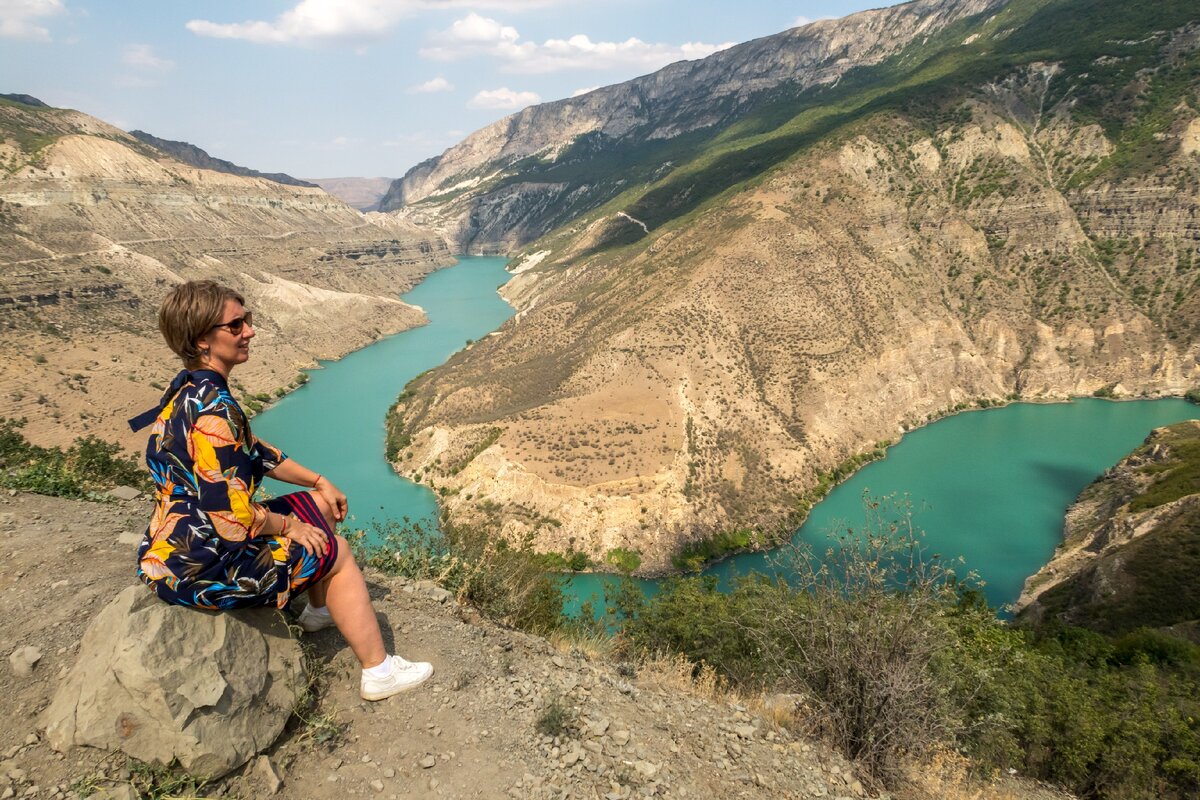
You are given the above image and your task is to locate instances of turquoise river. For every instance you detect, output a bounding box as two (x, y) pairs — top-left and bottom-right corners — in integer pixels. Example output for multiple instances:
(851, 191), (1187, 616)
(255, 256), (1199, 611)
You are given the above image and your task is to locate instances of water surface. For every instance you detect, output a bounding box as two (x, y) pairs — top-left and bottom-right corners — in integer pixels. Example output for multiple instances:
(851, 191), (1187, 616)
(254, 256), (514, 531)
(252, 257), (1197, 611)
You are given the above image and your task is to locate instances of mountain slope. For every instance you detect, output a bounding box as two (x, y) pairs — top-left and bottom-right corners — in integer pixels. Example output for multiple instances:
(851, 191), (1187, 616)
(388, 0), (1200, 573)
(0, 97), (451, 450)
(380, 0), (1007, 252)
(129, 129), (316, 187)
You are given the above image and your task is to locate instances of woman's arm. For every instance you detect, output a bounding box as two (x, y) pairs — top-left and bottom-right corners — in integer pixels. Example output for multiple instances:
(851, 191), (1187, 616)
(268, 458), (348, 523)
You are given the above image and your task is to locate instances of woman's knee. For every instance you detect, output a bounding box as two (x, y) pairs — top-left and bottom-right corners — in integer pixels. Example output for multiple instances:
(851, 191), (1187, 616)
(308, 490), (337, 528)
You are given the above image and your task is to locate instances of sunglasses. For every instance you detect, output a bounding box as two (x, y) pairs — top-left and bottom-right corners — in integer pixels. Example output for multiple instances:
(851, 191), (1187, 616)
(208, 311), (254, 335)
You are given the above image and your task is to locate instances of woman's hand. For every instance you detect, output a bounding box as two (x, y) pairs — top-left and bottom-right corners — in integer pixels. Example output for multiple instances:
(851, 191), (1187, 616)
(284, 519), (329, 557)
(315, 476), (348, 523)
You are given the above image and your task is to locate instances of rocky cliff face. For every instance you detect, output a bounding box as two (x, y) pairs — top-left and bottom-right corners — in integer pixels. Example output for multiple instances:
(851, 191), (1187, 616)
(1016, 420), (1200, 634)
(380, 0), (1007, 252)
(390, 2), (1200, 573)
(0, 98), (452, 450)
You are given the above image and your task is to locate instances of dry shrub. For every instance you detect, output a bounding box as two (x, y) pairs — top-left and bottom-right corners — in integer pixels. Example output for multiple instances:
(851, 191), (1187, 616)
(732, 494), (973, 789)
(902, 748), (1022, 800)
(637, 651), (731, 704)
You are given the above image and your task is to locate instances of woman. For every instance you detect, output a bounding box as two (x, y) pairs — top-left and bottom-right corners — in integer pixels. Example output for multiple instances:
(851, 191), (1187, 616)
(128, 280), (431, 701)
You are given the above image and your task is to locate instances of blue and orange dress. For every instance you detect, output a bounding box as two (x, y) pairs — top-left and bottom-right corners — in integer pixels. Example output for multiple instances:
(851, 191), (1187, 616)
(128, 369), (337, 610)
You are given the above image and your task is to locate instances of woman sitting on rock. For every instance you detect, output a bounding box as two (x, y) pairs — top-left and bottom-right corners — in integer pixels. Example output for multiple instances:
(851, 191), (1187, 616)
(128, 279), (432, 701)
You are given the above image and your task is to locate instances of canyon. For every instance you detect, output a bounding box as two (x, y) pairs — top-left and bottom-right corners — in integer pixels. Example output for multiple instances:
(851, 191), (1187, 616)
(389, 0), (1200, 572)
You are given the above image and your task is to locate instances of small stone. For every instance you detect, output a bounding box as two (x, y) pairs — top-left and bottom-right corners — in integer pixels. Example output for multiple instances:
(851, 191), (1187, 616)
(21, 736), (35, 747)
(633, 761), (658, 780)
(254, 755), (284, 794)
(419, 755), (436, 769)
(108, 486), (142, 501)
(550, 656), (565, 668)
(116, 532), (143, 546)
(1, 787), (12, 800)
(383, 767), (395, 778)
(8, 647), (41, 678)
(734, 725), (757, 740)
(609, 730), (630, 747)
(370, 779), (384, 792)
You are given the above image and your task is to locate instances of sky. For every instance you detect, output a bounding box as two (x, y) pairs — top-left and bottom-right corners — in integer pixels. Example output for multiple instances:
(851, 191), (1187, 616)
(1, 0), (878, 179)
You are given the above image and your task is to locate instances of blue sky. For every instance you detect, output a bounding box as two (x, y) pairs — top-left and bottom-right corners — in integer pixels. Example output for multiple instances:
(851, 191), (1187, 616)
(2, 1), (877, 179)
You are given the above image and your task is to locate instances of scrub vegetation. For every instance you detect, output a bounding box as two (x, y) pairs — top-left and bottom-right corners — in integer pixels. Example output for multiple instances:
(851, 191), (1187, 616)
(0, 417), (148, 498)
(353, 493), (1200, 799)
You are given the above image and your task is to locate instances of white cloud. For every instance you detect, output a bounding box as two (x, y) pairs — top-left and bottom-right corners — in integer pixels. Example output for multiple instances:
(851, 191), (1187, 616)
(186, 0), (571, 46)
(468, 87), (540, 110)
(409, 76), (453, 93)
(422, 13), (734, 74)
(122, 43), (174, 71)
(571, 86), (598, 97)
(0, 0), (64, 41)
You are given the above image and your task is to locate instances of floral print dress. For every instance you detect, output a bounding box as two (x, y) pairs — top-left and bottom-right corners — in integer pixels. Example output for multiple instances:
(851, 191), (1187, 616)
(129, 369), (337, 610)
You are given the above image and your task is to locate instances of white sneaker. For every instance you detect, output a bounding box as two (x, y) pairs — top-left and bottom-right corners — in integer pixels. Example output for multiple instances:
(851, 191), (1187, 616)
(360, 655), (434, 701)
(296, 603), (335, 633)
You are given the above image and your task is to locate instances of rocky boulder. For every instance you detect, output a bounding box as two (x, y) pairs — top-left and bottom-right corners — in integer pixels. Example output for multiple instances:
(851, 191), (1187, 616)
(41, 585), (305, 778)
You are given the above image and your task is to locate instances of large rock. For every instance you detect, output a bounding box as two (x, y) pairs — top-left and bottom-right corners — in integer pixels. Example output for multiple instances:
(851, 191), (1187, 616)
(42, 585), (305, 778)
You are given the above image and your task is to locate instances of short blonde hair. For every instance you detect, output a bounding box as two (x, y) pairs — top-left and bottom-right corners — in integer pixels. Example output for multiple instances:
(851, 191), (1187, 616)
(158, 280), (245, 368)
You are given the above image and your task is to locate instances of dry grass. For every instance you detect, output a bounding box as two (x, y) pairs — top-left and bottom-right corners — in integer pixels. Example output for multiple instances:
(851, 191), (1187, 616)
(900, 748), (1025, 800)
(635, 651), (732, 705)
(547, 627), (618, 660)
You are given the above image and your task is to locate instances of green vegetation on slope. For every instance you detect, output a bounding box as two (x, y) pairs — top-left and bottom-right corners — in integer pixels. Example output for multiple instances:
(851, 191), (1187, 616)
(0, 418), (148, 498)
(358, 494), (1200, 798)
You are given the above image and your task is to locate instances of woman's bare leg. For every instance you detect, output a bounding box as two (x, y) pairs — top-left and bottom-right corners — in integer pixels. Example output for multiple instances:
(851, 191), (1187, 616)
(320, 535), (386, 668)
(302, 491), (338, 609)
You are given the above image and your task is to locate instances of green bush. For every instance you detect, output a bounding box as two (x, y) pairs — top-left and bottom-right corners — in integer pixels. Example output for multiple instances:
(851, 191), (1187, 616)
(351, 517), (567, 635)
(0, 418), (147, 498)
(609, 494), (1200, 797)
(605, 547), (642, 574)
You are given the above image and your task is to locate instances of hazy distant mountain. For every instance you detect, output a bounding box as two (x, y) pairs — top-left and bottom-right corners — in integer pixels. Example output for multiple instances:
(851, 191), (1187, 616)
(307, 177), (394, 211)
(129, 129), (316, 188)
(389, 0), (1200, 572)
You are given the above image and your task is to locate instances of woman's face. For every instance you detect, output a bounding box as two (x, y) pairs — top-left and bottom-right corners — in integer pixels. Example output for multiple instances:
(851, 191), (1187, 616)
(196, 298), (255, 376)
